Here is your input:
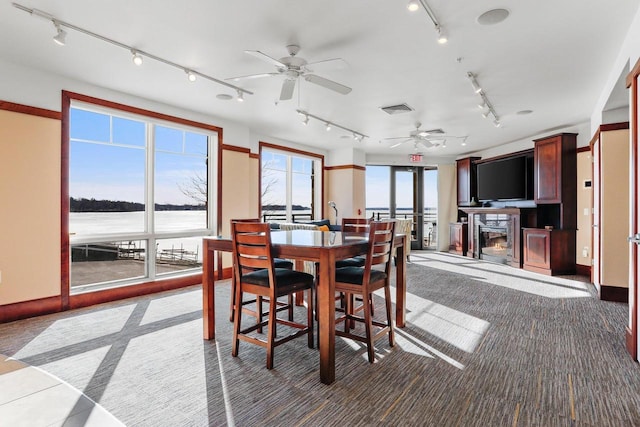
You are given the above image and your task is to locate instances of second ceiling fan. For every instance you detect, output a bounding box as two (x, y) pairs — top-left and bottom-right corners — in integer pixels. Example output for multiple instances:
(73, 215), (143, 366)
(227, 44), (352, 101)
(383, 122), (450, 149)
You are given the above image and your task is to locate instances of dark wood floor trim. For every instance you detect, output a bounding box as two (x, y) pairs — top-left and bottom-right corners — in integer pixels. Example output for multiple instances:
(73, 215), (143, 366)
(575, 264), (591, 277)
(0, 296), (62, 323)
(599, 285), (629, 303)
(69, 274), (203, 310)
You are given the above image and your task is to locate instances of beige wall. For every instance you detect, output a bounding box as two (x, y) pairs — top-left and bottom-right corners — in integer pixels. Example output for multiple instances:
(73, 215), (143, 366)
(0, 110), (61, 305)
(220, 149), (258, 268)
(599, 129), (630, 288)
(326, 167), (366, 224)
(437, 164), (457, 252)
(576, 150), (593, 267)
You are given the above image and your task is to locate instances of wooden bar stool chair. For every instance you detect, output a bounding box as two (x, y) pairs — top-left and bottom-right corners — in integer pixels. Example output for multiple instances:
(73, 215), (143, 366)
(334, 220), (396, 363)
(231, 221), (315, 369)
(229, 219), (294, 325)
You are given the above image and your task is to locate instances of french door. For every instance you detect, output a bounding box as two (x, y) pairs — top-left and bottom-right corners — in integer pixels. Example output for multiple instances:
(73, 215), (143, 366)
(390, 166), (424, 250)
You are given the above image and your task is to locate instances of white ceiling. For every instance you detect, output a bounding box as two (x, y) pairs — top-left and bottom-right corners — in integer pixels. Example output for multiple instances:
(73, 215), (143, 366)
(1, 1), (638, 159)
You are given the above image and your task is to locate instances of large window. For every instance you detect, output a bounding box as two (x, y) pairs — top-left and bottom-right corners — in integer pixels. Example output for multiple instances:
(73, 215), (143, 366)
(260, 145), (321, 223)
(68, 102), (217, 292)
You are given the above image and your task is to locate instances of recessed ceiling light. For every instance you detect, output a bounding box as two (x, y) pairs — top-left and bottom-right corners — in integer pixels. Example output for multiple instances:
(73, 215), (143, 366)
(517, 110), (533, 115)
(477, 9), (510, 26)
(216, 94), (233, 100)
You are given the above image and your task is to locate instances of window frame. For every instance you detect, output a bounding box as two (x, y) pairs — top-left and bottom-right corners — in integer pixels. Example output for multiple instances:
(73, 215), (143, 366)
(61, 91), (222, 304)
(259, 142), (324, 223)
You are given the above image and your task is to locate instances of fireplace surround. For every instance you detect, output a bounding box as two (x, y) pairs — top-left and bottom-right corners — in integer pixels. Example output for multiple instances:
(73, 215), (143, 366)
(460, 207), (537, 268)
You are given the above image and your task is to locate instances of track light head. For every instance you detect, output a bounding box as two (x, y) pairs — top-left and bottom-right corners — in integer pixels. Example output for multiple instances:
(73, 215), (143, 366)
(131, 50), (143, 66)
(236, 90), (244, 102)
(186, 70), (196, 82)
(325, 122), (331, 131)
(52, 22), (66, 46)
(493, 119), (502, 128)
(407, 0), (420, 12)
(302, 115), (309, 125)
(436, 26), (448, 44)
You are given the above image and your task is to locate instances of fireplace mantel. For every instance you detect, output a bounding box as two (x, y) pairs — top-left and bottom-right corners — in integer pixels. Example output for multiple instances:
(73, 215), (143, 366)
(460, 207), (537, 268)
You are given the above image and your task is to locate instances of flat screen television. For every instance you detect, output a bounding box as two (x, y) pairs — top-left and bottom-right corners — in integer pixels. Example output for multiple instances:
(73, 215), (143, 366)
(476, 156), (527, 201)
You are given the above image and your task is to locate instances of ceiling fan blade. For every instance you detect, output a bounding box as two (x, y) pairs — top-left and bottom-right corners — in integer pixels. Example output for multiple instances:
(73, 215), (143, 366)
(225, 72), (279, 82)
(305, 58), (348, 72)
(303, 74), (352, 95)
(382, 136), (410, 141)
(245, 50), (286, 68)
(389, 139), (412, 148)
(280, 79), (296, 100)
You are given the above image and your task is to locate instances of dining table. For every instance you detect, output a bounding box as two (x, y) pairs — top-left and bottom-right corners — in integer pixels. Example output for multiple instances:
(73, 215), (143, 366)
(202, 229), (407, 385)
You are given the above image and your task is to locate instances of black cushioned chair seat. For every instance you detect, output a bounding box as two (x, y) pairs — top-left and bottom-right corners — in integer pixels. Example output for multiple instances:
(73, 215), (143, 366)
(242, 268), (314, 291)
(335, 266), (387, 285)
(335, 256), (365, 268)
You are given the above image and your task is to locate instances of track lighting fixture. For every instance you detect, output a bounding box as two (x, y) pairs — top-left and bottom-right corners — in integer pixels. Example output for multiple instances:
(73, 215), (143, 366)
(13, 3), (252, 97)
(296, 109), (368, 141)
(131, 49), (143, 66)
(236, 90), (244, 102)
(407, 0), (447, 44)
(52, 21), (66, 46)
(467, 72), (482, 93)
(468, 71), (501, 127)
(186, 70), (196, 82)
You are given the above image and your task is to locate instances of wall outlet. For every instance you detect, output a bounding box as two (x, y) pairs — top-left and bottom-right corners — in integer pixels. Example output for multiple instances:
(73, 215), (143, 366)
(584, 208), (590, 216)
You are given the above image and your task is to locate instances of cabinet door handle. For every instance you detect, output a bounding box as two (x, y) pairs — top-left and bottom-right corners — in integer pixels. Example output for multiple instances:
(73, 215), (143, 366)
(628, 234), (640, 244)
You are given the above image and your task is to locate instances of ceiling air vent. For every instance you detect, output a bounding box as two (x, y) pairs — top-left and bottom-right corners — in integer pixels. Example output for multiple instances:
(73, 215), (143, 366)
(380, 103), (414, 115)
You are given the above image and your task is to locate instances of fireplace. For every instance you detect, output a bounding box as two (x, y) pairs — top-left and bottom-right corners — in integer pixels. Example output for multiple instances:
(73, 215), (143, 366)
(479, 226), (509, 264)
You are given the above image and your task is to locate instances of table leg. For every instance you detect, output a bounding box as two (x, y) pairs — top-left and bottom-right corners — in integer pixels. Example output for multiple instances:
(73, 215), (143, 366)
(317, 250), (336, 385)
(203, 241), (215, 340)
(295, 259), (306, 306)
(395, 239), (406, 328)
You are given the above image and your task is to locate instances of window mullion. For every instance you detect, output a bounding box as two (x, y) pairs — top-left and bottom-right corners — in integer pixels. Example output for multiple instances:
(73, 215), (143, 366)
(147, 123), (156, 279)
(286, 155), (293, 222)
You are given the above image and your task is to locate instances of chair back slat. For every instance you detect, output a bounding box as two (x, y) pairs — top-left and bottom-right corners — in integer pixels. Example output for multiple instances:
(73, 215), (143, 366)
(341, 217), (372, 233)
(231, 221), (275, 280)
(365, 221), (396, 272)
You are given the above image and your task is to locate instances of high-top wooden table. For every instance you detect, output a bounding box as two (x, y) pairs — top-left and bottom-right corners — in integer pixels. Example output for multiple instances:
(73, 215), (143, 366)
(202, 230), (407, 385)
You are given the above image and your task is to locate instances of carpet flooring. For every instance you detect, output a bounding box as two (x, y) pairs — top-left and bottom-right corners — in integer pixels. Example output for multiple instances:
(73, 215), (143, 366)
(0, 251), (638, 426)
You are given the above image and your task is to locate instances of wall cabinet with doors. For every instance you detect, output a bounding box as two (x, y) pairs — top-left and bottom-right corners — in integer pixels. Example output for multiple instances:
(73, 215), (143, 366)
(523, 133), (577, 274)
(456, 157), (480, 207)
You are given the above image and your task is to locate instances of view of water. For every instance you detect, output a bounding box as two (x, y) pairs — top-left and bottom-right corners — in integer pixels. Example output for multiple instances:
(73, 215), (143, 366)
(70, 211), (207, 261)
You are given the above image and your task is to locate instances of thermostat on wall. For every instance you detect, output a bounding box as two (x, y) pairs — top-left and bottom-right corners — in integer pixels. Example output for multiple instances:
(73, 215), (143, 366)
(584, 180), (592, 188)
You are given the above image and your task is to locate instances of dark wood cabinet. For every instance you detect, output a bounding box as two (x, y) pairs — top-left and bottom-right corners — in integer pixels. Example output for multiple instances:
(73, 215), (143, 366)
(449, 222), (468, 256)
(522, 228), (576, 275)
(456, 157), (480, 206)
(533, 133), (577, 229)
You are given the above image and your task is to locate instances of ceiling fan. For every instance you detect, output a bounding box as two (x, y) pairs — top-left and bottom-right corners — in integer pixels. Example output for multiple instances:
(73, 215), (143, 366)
(226, 44), (352, 101)
(383, 122), (449, 149)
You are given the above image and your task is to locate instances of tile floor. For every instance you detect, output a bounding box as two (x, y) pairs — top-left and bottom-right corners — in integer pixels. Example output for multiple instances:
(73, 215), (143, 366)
(0, 354), (124, 427)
